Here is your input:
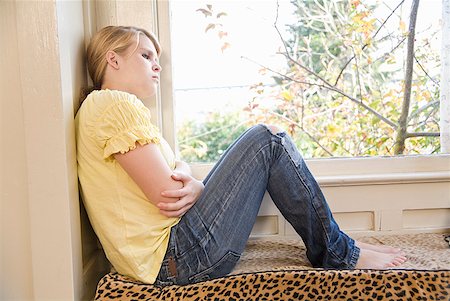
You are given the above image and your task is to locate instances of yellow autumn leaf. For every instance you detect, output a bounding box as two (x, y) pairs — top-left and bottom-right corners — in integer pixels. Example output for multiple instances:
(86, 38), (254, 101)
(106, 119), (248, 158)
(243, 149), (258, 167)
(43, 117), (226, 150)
(281, 90), (294, 101)
(383, 89), (394, 98)
(415, 91), (423, 102)
(399, 20), (406, 32)
(352, 15), (362, 24)
(422, 90), (431, 101)
(326, 124), (339, 136)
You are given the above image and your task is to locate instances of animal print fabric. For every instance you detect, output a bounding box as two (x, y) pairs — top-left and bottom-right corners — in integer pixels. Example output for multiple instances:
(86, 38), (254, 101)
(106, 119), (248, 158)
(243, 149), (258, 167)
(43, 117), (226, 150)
(95, 233), (450, 300)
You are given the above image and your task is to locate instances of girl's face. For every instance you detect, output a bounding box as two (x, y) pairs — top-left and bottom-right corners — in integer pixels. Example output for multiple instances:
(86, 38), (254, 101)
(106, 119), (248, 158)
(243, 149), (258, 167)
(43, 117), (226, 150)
(118, 35), (161, 100)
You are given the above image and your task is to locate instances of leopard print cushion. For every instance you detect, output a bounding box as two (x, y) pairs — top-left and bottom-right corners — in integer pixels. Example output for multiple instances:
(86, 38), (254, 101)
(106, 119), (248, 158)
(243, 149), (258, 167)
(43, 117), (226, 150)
(96, 270), (449, 300)
(94, 233), (450, 300)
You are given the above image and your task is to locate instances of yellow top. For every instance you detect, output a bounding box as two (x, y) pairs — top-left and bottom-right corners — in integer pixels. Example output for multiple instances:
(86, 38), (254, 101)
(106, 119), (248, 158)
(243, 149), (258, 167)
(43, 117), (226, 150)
(75, 89), (179, 284)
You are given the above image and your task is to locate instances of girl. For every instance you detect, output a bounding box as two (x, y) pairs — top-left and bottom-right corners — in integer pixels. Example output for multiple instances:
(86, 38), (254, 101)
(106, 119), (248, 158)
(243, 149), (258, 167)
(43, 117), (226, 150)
(75, 26), (406, 286)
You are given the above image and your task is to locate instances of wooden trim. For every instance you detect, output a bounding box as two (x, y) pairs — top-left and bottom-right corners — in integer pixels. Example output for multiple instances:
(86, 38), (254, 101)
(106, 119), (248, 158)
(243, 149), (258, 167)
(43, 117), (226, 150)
(82, 250), (109, 301)
(13, 1), (84, 299)
(156, 0), (178, 151)
(190, 154), (450, 182)
(317, 171), (450, 187)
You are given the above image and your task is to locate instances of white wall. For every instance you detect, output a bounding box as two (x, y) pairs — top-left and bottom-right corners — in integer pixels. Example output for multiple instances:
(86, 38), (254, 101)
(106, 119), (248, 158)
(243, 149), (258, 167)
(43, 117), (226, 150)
(1, 1), (86, 299)
(1, 2), (35, 299)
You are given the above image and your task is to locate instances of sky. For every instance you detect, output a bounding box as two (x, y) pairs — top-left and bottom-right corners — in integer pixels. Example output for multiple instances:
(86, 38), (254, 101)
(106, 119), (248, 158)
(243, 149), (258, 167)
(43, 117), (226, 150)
(170, 0), (296, 89)
(170, 0), (297, 123)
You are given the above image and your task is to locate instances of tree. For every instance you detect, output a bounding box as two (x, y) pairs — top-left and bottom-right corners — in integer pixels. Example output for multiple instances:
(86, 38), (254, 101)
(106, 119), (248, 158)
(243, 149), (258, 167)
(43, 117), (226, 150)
(246, 0), (440, 157)
(185, 0), (441, 161)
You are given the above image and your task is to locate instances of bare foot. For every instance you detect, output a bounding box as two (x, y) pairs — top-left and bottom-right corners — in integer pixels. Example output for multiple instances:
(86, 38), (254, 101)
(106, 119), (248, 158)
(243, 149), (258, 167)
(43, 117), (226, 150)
(355, 247), (407, 269)
(356, 241), (401, 254)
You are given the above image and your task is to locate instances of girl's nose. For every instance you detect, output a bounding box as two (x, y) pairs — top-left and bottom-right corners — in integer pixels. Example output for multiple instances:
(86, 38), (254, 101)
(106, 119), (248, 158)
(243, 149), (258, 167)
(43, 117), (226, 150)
(152, 63), (162, 73)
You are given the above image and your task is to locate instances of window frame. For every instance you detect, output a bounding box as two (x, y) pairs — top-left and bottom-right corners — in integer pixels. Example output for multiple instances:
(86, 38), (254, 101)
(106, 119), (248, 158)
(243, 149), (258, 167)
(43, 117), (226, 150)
(155, 0), (450, 183)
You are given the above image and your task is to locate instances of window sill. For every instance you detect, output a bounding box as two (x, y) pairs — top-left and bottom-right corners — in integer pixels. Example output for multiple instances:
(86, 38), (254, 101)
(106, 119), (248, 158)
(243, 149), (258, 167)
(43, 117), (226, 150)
(190, 154), (450, 187)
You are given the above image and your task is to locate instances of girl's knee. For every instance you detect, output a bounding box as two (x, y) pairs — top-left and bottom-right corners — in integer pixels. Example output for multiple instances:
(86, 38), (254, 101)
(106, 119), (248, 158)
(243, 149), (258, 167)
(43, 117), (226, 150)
(266, 124), (283, 134)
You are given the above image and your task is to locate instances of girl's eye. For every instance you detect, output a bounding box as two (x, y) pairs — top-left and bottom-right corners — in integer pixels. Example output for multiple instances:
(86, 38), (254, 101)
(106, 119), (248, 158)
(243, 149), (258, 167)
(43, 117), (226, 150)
(142, 54), (150, 60)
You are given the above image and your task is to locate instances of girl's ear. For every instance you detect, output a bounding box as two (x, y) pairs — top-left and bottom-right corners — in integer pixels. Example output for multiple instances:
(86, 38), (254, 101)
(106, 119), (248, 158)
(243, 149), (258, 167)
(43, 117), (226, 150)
(105, 51), (120, 70)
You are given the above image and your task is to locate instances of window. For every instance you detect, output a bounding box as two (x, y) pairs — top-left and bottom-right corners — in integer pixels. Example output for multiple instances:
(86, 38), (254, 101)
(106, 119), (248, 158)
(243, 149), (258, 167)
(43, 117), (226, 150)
(80, 0), (449, 242)
(160, 0), (448, 164)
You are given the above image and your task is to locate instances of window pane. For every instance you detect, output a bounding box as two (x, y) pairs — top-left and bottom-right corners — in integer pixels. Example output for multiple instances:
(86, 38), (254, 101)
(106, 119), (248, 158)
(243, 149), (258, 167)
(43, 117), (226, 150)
(170, 0), (442, 162)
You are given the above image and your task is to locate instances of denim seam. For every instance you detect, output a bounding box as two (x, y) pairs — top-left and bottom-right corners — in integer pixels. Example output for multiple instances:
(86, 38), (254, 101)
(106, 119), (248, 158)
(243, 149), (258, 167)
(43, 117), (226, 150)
(276, 137), (352, 264)
(268, 130), (334, 250)
(349, 244), (361, 268)
(277, 139), (324, 221)
(174, 209), (215, 258)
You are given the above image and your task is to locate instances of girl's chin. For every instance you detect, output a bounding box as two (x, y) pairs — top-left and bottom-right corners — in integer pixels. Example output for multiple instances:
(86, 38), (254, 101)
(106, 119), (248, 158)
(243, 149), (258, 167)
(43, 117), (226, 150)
(136, 87), (157, 99)
(140, 92), (157, 100)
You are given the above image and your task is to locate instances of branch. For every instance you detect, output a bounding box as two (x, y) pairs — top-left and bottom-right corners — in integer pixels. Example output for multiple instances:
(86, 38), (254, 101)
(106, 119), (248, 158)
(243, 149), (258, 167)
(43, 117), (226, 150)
(373, 36), (407, 64)
(274, 1), (292, 59)
(242, 55), (397, 129)
(281, 52), (333, 88)
(351, 46), (364, 99)
(371, 0), (406, 40)
(284, 54), (397, 127)
(405, 132), (440, 138)
(325, 85), (397, 128)
(273, 1), (397, 129)
(407, 99), (440, 122)
(414, 55), (440, 86)
(394, 0), (420, 154)
(335, 0), (406, 84)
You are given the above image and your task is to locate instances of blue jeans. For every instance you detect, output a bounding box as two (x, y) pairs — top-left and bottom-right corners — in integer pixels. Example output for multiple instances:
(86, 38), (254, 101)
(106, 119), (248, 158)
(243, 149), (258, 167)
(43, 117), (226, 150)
(155, 124), (360, 286)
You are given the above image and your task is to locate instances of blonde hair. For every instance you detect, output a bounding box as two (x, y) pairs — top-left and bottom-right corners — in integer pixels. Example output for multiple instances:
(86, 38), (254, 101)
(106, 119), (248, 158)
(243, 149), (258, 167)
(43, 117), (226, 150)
(80, 26), (161, 102)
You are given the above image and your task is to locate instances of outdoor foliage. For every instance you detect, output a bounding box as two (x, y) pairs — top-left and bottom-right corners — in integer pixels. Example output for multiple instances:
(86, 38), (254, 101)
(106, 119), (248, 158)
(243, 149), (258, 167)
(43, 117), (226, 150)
(178, 111), (248, 162)
(178, 0), (441, 162)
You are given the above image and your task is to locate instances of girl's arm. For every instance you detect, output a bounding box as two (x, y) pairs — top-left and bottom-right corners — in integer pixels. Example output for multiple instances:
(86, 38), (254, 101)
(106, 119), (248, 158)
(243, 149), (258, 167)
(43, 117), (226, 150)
(114, 142), (183, 207)
(115, 143), (204, 217)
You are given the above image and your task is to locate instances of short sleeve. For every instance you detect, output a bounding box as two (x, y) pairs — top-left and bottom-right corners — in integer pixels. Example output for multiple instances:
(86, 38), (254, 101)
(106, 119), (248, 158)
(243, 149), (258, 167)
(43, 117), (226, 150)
(96, 98), (161, 160)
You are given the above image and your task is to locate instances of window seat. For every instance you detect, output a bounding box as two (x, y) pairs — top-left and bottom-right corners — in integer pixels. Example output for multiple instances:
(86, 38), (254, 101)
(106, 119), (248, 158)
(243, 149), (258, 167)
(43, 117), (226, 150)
(94, 233), (449, 300)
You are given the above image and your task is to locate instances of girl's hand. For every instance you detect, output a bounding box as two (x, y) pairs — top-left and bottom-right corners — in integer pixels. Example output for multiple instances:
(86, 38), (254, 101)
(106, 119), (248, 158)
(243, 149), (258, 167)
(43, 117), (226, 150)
(158, 172), (204, 217)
